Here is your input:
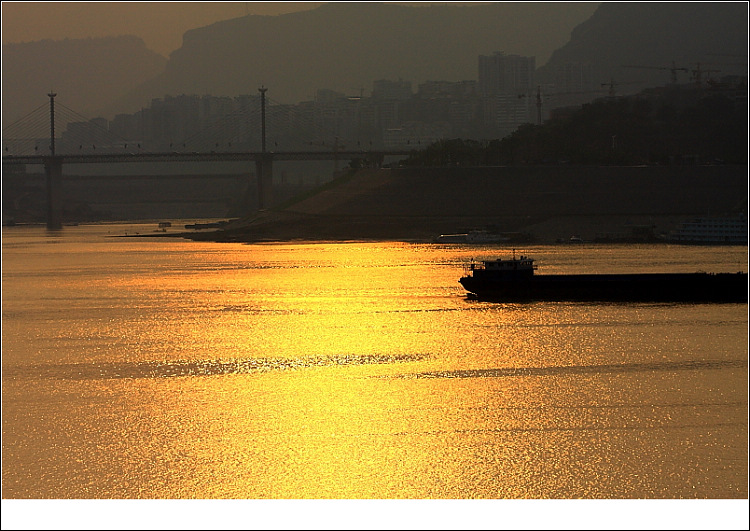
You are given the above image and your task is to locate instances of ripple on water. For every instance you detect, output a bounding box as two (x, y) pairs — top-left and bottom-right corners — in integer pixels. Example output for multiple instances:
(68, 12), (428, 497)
(402, 359), (748, 379)
(4, 352), (430, 381)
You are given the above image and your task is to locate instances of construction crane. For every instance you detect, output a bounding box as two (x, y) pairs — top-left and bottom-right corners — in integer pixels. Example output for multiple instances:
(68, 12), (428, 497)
(518, 86), (554, 126)
(622, 62), (690, 84)
(689, 62), (721, 86)
(519, 85), (607, 125)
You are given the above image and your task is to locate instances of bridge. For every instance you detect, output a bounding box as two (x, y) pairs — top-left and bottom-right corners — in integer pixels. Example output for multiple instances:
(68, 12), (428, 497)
(2, 90), (412, 229)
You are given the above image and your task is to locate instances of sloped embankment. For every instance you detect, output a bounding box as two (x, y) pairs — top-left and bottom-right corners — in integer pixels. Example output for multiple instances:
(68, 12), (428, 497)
(209, 165), (748, 243)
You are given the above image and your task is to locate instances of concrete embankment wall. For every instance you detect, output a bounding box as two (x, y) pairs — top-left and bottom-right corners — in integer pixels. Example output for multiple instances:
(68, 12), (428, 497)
(273, 164), (747, 242)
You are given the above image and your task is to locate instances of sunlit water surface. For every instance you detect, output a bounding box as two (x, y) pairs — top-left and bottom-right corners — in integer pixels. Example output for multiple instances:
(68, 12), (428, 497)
(2, 223), (747, 501)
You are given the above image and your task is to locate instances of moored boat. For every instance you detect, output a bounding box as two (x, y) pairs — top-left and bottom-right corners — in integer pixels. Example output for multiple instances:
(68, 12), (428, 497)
(667, 214), (748, 245)
(459, 254), (748, 302)
(435, 230), (511, 244)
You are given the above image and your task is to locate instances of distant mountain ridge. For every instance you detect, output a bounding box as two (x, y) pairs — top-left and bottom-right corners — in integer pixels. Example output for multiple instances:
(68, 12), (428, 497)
(107, 2), (598, 114)
(2, 35), (166, 127)
(538, 2), (748, 90)
(3, 3), (746, 127)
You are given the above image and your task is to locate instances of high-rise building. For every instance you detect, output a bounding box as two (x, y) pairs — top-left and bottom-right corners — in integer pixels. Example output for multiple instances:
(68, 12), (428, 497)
(479, 52), (536, 135)
(478, 52), (536, 97)
(371, 79), (413, 101)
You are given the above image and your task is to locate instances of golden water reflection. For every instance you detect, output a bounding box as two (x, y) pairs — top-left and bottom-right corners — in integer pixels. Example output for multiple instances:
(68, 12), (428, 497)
(2, 235), (747, 500)
(4, 360), (745, 499)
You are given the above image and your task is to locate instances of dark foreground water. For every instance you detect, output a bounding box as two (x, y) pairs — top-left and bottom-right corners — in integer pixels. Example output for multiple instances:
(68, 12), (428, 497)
(2, 223), (747, 527)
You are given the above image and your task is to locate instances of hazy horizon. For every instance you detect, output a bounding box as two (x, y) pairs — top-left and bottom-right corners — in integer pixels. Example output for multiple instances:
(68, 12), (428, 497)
(1, 2), (516, 57)
(1, 2), (325, 56)
(1, 1), (605, 124)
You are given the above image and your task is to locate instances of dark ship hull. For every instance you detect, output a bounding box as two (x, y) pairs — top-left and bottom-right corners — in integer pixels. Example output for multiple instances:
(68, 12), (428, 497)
(459, 272), (748, 303)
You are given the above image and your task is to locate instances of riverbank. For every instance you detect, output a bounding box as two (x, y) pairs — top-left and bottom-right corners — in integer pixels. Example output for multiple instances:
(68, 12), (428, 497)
(180, 165), (748, 244)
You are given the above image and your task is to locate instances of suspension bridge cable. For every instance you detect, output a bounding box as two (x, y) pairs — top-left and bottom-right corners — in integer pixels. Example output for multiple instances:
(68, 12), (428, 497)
(3, 94), (371, 156)
(56, 103), (125, 141)
(4, 115), (50, 141)
(1, 102), (48, 133)
(2, 104), (53, 155)
(53, 103), (133, 152)
(2, 107), (50, 140)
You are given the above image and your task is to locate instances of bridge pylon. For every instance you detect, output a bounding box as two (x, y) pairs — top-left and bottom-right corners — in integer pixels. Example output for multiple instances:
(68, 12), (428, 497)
(255, 154), (273, 210)
(45, 92), (63, 229)
(256, 87), (272, 210)
(44, 156), (63, 230)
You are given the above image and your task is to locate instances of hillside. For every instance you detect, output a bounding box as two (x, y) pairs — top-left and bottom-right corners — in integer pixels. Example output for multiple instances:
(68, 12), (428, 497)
(5, 3), (745, 127)
(107, 2), (747, 117)
(199, 165), (748, 243)
(108, 2), (598, 114)
(537, 2), (748, 92)
(1, 36), (167, 127)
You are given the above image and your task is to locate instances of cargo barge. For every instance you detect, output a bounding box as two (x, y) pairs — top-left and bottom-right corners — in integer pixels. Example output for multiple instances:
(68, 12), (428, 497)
(459, 254), (748, 303)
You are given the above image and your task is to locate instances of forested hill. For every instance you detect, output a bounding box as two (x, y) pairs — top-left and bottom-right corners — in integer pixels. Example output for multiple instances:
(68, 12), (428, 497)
(402, 83), (748, 167)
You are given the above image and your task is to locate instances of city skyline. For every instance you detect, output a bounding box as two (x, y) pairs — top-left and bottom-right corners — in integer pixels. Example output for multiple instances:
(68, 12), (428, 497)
(2, 3), (607, 125)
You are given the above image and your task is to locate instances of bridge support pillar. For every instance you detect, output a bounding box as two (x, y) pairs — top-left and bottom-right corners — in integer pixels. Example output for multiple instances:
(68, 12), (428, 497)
(255, 154), (273, 210)
(44, 156), (63, 230)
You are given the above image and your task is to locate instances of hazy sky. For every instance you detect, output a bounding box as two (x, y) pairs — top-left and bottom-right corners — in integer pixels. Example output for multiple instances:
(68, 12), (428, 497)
(1, 2), (326, 56)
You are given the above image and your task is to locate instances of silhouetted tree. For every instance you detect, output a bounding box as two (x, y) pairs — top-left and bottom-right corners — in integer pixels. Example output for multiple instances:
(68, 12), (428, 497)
(401, 86), (747, 167)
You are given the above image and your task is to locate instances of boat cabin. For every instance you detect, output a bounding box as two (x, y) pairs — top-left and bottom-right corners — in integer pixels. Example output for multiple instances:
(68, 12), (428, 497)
(466, 255), (537, 279)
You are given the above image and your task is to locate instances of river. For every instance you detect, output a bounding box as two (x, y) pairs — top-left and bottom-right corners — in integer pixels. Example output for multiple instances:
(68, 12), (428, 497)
(2, 222), (747, 527)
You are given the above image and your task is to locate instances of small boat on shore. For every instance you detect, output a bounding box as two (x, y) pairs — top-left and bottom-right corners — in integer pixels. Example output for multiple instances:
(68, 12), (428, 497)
(184, 221), (229, 230)
(435, 230), (511, 244)
(459, 253), (748, 303)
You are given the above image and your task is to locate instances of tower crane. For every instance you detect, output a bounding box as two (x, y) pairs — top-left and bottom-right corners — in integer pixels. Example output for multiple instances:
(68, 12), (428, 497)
(689, 63), (721, 86)
(519, 85), (607, 125)
(622, 61), (690, 84)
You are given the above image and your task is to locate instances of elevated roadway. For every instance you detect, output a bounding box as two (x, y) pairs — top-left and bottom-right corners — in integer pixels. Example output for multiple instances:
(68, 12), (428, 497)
(1, 150), (412, 165)
(2, 149), (413, 228)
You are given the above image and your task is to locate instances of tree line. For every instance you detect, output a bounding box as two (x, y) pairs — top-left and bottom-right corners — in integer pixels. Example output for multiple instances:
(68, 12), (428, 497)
(399, 87), (747, 167)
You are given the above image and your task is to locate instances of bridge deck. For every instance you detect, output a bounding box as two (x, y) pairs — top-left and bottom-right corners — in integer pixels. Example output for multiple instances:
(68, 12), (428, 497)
(2, 150), (412, 165)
